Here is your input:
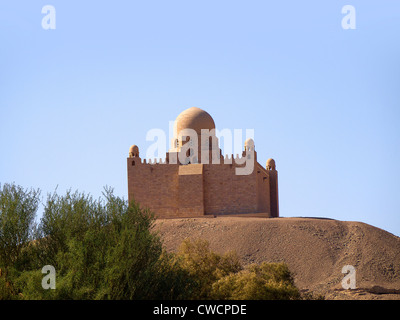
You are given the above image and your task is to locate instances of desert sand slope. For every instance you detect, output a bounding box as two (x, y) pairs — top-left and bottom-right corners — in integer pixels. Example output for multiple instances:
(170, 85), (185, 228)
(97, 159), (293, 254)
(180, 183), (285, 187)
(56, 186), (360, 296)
(155, 216), (400, 300)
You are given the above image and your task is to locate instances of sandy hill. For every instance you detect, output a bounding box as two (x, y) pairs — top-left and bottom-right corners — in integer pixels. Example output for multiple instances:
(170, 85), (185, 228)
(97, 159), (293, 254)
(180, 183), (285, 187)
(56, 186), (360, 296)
(155, 216), (400, 300)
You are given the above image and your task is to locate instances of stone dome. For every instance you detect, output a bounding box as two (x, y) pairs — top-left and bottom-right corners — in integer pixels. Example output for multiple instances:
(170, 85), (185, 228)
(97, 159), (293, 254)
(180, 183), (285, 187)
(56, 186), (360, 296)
(174, 107), (215, 136)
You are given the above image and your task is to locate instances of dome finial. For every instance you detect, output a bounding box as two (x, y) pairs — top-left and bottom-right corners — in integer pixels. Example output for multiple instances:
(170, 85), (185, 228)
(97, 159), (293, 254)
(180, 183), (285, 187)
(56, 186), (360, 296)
(244, 138), (255, 151)
(129, 145), (139, 158)
(266, 158), (276, 170)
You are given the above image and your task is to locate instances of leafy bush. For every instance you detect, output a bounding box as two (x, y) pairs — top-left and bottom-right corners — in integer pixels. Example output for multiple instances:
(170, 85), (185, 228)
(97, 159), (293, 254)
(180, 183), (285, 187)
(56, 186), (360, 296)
(175, 239), (301, 300)
(211, 262), (301, 300)
(176, 238), (242, 299)
(0, 182), (310, 300)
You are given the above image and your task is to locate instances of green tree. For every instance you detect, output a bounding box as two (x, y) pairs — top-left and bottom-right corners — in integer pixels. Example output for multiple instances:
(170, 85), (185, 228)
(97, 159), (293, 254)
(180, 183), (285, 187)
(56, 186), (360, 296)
(24, 187), (193, 300)
(0, 183), (40, 296)
(0, 182), (310, 300)
(0, 183), (40, 268)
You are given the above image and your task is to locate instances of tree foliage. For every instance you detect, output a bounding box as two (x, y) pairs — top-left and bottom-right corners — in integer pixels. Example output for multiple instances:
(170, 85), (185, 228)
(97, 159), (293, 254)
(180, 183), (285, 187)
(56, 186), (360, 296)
(0, 182), (311, 300)
(0, 183), (40, 270)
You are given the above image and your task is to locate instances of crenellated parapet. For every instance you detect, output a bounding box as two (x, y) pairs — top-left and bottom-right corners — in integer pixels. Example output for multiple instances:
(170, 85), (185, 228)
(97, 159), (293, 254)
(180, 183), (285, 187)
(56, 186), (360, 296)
(128, 147), (255, 167)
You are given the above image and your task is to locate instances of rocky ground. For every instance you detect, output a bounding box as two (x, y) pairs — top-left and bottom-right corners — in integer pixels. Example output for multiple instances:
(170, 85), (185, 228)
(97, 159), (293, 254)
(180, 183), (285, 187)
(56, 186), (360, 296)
(154, 216), (400, 300)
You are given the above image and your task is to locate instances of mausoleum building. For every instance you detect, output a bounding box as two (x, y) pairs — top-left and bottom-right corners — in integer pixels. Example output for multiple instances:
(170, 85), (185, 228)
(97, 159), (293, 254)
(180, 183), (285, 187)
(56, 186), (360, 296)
(127, 107), (279, 218)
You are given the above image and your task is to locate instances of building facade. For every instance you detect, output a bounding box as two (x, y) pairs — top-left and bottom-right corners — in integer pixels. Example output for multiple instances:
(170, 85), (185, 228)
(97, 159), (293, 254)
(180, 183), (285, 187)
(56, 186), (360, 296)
(127, 107), (279, 218)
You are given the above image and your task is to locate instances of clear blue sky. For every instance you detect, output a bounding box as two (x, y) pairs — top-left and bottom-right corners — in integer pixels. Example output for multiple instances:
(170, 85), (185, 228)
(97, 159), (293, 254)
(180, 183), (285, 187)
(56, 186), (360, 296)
(1, 1), (399, 236)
